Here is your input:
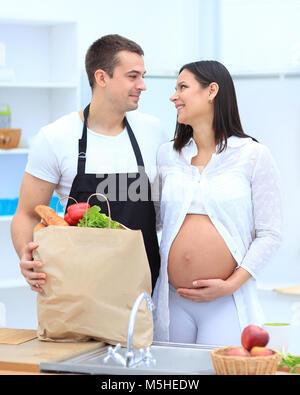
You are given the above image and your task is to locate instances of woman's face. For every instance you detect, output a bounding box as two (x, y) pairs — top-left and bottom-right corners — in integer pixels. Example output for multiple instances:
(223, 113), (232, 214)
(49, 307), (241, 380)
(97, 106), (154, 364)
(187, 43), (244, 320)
(170, 68), (213, 125)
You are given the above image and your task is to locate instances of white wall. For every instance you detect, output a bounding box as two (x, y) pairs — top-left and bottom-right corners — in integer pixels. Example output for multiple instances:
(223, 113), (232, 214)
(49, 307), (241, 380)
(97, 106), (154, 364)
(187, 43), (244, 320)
(0, 0), (209, 114)
(234, 76), (300, 286)
(217, 0), (300, 287)
(220, 0), (300, 72)
(0, 0), (205, 72)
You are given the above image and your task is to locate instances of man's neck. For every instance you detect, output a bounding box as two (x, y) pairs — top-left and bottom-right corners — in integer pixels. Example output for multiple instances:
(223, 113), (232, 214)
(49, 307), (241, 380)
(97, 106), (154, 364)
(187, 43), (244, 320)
(79, 97), (126, 136)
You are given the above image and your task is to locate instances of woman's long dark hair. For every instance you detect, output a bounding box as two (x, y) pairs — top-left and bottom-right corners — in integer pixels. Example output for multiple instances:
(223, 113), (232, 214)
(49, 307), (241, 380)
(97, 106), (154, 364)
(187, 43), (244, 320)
(173, 61), (257, 152)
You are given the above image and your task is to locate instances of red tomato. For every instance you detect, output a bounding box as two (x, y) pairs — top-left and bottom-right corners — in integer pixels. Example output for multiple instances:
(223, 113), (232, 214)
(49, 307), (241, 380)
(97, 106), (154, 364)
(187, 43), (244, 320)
(64, 212), (78, 226)
(67, 203), (90, 222)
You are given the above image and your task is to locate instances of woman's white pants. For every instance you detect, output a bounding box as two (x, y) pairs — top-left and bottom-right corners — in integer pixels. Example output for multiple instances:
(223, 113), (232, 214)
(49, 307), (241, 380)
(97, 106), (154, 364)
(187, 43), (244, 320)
(169, 284), (241, 346)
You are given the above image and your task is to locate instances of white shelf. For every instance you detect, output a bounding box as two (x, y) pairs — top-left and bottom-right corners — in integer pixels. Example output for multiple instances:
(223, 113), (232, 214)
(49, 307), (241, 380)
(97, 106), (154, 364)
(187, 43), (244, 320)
(0, 148), (29, 155)
(0, 213), (65, 221)
(0, 212), (65, 221)
(0, 18), (79, 294)
(232, 70), (300, 80)
(144, 71), (300, 80)
(145, 74), (177, 79)
(257, 280), (300, 292)
(0, 17), (76, 26)
(0, 215), (13, 222)
(0, 19), (80, 148)
(0, 82), (78, 89)
(0, 278), (27, 289)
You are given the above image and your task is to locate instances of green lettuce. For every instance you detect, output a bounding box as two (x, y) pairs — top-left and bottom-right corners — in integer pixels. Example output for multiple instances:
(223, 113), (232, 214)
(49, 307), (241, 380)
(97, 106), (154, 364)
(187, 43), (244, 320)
(77, 205), (122, 229)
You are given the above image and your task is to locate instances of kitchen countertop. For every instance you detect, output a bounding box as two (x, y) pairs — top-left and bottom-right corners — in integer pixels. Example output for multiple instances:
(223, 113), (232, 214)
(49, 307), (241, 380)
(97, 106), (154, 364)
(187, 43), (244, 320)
(0, 329), (298, 375)
(0, 369), (56, 375)
(0, 328), (105, 373)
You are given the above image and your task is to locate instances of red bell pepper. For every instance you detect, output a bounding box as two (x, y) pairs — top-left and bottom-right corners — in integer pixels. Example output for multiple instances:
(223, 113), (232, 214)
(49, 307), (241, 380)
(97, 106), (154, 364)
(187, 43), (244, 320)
(67, 202), (90, 223)
(64, 212), (79, 226)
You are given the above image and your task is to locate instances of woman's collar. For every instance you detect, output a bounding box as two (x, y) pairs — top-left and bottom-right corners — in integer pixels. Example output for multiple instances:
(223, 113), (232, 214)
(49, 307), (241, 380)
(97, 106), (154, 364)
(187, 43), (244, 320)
(185, 135), (252, 150)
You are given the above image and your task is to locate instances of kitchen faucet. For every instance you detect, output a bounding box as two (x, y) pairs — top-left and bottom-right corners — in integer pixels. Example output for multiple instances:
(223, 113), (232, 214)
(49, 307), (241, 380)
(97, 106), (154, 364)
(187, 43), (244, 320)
(104, 292), (155, 368)
(126, 292), (154, 367)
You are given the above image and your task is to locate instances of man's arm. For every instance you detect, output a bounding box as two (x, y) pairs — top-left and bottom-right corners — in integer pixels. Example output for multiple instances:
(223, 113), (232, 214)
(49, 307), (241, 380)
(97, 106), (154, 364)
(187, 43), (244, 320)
(11, 173), (57, 292)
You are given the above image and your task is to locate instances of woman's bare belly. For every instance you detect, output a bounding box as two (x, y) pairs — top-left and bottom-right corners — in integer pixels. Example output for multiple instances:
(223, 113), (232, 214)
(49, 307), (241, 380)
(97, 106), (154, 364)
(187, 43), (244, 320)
(168, 214), (237, 289)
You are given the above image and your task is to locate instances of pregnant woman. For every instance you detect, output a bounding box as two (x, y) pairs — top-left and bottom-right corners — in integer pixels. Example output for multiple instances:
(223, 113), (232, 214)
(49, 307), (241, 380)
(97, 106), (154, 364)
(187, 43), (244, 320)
(153, 60), (282, 345)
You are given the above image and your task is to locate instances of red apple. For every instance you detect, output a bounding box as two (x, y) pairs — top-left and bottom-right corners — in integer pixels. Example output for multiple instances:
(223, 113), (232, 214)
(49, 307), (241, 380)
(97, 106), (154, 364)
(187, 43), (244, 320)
(250, 347), (273, 357)
(241, 325), (269, 351)
(226, 346), (250, 357)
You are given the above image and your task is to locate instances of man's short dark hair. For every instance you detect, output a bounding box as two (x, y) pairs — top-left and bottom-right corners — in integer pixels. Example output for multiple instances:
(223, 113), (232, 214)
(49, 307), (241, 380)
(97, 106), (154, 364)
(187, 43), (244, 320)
(85, 34), (144, 89)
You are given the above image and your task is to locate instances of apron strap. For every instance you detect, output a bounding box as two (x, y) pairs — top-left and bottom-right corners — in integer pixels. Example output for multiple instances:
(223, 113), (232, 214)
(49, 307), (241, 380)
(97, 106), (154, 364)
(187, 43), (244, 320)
(77, 104), (89, 174)
(77, 104), (145, 174)
(124, 117), (145, 168)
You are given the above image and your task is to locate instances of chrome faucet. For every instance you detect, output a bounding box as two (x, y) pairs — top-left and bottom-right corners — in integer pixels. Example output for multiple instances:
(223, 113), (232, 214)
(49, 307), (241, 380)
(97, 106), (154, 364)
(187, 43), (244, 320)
(126, 292), (154, 367)
(104, 292), (155, 368)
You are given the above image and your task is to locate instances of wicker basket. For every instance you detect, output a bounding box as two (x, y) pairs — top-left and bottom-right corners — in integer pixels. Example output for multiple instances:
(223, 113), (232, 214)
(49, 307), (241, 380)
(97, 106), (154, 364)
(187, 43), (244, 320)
(0, 128), (22, 149)
(210, 346), (280, 375)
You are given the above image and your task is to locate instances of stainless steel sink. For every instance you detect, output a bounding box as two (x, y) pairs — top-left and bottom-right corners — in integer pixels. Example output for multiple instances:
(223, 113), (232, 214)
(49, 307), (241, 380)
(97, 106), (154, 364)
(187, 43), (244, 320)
(40, 341), (218, 375)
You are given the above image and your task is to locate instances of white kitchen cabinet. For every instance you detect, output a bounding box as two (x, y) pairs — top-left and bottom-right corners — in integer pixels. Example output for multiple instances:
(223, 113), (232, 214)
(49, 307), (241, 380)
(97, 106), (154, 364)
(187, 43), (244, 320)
(0, 18), (80, 311)
(0, 18), (79, 148)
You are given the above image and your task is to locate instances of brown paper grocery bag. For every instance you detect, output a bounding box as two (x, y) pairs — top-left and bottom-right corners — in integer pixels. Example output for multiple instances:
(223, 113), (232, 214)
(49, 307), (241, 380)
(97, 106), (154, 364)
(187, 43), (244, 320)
(33, 225), (153, 348)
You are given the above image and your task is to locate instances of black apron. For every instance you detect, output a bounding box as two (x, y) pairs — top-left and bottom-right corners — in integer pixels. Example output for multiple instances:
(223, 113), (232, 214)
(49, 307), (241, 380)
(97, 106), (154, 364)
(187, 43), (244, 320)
(66, 104), (160, 291)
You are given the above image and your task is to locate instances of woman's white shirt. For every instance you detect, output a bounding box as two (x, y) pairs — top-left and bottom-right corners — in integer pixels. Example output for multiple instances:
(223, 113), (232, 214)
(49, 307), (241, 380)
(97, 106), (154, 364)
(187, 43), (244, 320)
(152, 136), (282, 342)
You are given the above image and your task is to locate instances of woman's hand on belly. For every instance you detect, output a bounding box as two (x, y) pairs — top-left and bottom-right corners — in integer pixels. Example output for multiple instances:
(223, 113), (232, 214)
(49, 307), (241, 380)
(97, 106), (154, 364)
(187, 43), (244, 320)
(176, 268), (252, 302)
(176, 278), (232, 303)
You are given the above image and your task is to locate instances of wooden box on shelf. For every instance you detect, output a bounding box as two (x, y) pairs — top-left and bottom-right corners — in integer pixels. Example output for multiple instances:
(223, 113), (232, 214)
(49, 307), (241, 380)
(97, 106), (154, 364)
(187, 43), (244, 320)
(0, 128), (22, 149)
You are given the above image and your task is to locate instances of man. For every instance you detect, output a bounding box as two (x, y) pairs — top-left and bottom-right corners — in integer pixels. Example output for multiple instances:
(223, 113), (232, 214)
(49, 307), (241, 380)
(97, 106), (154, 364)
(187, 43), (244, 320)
(11, 34), (168, 293)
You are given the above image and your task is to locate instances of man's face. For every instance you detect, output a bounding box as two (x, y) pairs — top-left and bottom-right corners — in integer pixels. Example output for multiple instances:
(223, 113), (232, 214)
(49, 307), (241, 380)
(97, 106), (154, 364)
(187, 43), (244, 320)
(105, 50), (147, 113)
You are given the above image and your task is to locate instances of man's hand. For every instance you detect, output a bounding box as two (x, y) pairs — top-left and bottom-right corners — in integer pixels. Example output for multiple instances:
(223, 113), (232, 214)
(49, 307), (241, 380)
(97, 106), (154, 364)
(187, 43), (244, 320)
(11, 173), (56, 292)
(20, 242), (46, 293)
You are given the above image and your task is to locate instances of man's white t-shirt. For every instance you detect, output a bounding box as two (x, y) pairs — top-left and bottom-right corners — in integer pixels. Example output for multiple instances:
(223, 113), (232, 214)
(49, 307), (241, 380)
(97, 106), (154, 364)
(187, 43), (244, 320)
(25, 111), (169, 208)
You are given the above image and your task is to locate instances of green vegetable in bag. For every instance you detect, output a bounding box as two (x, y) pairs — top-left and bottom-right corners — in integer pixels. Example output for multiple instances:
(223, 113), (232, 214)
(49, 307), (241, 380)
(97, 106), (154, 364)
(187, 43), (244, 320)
(77, 205), (123, 229)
